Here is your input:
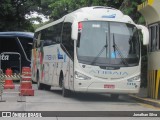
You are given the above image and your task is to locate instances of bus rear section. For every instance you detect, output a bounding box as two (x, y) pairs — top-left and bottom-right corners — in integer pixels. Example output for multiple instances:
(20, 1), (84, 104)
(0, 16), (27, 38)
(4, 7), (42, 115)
(0, 32), (34, 80)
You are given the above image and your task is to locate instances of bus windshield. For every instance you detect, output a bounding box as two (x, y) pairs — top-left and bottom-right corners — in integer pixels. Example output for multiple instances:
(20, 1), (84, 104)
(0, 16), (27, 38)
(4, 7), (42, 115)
(77, 21), (140, 67)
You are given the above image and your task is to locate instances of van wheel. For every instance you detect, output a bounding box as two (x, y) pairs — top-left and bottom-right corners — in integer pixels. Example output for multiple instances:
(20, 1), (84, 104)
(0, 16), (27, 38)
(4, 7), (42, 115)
(111, 94), (119, 100)
(61, 76), (70, 97)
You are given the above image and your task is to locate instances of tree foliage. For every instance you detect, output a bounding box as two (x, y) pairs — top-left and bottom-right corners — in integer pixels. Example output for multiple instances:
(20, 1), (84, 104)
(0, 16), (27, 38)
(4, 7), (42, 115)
(39, 0), (144, 25)
(120, 0), (145, 24)
(48, 0), (125, 20)
(0, 0), (40, 31)
(0, 0), (146, 31)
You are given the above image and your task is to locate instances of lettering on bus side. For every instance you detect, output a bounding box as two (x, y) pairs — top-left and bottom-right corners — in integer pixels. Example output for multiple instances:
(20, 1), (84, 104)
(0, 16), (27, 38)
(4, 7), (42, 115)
(44, 55), (56, 60)
(1, 54), (9, 60)
(102, 14), (116, 18)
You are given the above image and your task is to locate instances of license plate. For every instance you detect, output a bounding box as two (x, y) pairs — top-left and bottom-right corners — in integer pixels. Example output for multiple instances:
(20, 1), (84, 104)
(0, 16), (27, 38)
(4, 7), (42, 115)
(104, 84), (115, 88)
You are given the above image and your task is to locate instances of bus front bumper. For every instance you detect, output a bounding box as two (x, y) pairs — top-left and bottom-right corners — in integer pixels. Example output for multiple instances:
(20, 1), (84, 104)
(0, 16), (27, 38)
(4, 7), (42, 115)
(73, 79), (140, 94)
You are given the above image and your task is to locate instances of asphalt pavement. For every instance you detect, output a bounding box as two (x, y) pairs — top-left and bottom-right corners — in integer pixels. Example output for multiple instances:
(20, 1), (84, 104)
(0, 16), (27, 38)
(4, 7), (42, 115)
(129, 87), (160, 108)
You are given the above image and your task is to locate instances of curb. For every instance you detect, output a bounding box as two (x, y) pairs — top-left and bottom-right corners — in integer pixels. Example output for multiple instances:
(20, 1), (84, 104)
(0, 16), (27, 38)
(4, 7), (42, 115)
(129, 94), (160, 108)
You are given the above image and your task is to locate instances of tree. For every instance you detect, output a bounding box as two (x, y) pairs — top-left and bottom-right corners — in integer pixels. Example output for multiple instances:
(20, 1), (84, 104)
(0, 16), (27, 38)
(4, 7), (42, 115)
(0, 0), (40, 31)
(48, 0), (124, 20)
(47, 0), (145, 24)
(0, 0), (146, 31)
(120, 0), (145, 24)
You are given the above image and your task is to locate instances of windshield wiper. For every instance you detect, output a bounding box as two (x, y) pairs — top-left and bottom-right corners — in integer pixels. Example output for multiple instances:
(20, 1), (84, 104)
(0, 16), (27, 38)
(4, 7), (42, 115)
(112, 34), (129, 66)
(91, 44), (108, 65)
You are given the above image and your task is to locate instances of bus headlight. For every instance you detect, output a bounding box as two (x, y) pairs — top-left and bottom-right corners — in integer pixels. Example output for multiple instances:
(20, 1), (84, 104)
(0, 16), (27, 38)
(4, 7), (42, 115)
(75, 71), (91, 80)
(127, 75), (140, 82)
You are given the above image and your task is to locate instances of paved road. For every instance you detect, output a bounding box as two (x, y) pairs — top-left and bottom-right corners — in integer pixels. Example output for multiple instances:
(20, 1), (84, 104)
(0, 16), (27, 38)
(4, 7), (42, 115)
(0, 84), (159, 119)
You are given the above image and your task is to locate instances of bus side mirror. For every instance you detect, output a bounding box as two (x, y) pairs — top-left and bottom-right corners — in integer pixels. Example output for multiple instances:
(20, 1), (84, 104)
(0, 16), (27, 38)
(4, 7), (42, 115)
(71, 21), (78, 40)
(137, 25), (149, 45)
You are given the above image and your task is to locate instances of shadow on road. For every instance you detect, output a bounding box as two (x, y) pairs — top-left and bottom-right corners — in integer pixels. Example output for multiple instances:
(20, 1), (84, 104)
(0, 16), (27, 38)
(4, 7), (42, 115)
(49, 89), (133, 103)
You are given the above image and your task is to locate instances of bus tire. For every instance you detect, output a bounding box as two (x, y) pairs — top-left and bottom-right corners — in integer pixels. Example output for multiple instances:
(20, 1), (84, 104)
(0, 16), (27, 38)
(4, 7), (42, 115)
(37, 79), (44, 90)
(37, 72), (43, 90)
(111, 94), (119, 100)
(32, 80), (37, 84)
(44, 84), (51, 91)
(61, 75), (70, 97)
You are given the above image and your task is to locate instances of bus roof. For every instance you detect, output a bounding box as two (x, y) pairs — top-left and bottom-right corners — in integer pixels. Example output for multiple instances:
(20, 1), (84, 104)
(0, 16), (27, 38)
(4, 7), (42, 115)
(0, 32), (34, 38)
(35, 6), (135, 32)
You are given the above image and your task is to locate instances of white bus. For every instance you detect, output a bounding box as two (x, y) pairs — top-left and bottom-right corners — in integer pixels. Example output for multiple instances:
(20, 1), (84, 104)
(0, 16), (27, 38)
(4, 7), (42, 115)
(31, 6), (149, 98)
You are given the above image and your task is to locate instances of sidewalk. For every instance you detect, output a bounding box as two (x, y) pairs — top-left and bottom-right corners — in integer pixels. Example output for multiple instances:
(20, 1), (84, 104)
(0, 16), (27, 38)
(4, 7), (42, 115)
(129, 88), (160, 108)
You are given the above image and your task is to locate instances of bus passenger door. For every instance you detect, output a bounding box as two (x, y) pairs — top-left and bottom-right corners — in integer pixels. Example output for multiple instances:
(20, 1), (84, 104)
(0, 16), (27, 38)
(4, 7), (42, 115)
(54, 62), (59, 86)
(68, 60), (74, 90)
(50, 62), (56, 86)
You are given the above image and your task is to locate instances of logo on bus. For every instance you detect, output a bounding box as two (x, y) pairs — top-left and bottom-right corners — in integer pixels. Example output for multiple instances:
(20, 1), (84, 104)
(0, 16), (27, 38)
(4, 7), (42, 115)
(102, 14), (116, 18)
(45, 55), (56, 60)
(96, 70), (128, 76)
(57, 48), (63, 59)
(1, 54), (9, 60)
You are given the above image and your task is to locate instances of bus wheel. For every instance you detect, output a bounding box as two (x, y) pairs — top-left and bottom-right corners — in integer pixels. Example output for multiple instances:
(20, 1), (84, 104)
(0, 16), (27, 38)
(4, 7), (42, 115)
(37, 79), (44, 90)
(44, 84), (51, 91)
(37, 72), (43, 90)
(61, 76), (70, 97)
(110, 94), (119, 100)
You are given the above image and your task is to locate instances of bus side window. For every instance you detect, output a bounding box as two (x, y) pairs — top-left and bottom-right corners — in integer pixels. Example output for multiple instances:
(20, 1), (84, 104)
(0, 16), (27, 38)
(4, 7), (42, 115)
(62, 22), (74, 59)
(41, 23), (62, 46)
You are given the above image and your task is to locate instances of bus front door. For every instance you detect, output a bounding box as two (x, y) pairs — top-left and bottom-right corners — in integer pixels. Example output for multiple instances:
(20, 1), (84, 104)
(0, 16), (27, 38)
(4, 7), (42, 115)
(68, 60), (74, 90)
